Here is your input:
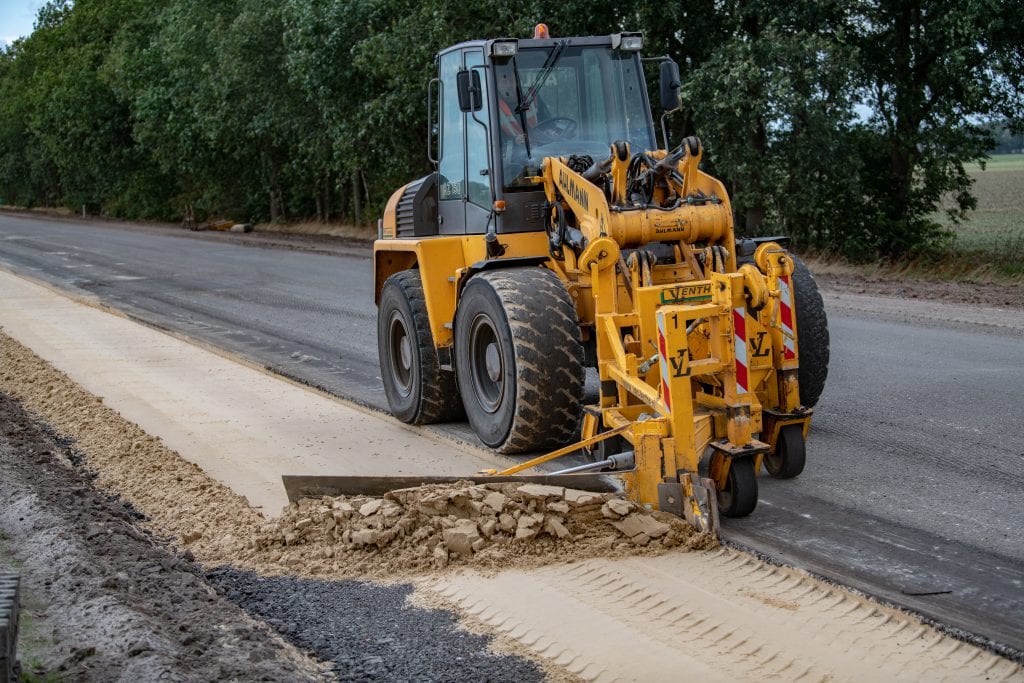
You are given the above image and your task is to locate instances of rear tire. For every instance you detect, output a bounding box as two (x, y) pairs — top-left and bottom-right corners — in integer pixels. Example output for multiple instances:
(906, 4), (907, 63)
(377, 270), (463, 424)
(717, 458), (758, 518)
(790, 254), (829, 407)
(455, 268), (584, 453)
(764, 424), (806, 479)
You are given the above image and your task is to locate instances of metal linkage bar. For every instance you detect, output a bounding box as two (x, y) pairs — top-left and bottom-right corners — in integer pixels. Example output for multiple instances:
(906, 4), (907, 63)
(0, 573), (21, 683)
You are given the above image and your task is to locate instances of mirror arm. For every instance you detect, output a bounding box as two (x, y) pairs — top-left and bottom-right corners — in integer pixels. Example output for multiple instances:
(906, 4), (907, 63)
(661, 107), (679, 151)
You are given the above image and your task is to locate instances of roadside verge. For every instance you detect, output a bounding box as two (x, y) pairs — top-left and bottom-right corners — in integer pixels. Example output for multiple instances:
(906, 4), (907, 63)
(1, 266), (1020, 681)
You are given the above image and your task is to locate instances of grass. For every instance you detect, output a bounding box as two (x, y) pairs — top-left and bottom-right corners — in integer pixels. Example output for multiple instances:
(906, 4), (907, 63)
(932, 152), (1024, 280)
(262, 157), (1023, 282)
(968, 154), (1024, 172)
(257, 220), (376, 241)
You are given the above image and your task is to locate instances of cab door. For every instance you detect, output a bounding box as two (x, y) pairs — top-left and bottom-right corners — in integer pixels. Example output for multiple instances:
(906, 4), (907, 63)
(437, 48), (493, 234)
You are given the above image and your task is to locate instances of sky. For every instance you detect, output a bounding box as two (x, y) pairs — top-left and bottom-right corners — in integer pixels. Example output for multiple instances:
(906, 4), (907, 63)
(0, 0), (45, 47)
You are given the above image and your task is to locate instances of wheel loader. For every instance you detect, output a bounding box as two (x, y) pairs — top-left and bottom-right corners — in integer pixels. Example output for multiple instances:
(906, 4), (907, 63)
(286, 26), (829, 532)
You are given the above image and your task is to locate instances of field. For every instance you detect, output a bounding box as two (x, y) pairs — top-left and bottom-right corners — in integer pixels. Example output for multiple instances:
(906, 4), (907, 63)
(937, 152), (1024, 279)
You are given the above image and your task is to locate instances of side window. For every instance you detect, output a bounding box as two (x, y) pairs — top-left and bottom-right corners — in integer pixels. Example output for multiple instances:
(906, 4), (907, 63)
(617, 54), (650, 145)
(464, 49), (491, 208)
(438, 51), (463, 201)
(583, 50), (608, 141)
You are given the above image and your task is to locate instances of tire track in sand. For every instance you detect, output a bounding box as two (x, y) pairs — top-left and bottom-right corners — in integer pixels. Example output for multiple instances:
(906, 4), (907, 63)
(418, 549), (1024, 682)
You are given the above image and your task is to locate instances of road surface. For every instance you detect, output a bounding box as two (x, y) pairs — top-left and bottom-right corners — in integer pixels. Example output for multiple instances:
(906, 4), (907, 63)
(1, 211), (1021, 654)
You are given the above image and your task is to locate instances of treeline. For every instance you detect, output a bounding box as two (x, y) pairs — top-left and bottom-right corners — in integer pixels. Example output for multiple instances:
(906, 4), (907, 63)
(0, 0), (1021, 259)
(986, 123), (1024, 154)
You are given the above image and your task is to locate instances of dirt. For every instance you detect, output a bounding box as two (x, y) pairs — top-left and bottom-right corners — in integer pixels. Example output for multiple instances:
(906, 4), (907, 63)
(245, 483), (714, 580)
(0, 392), (327, 682)
(809, 259), (1024, 309)
(0, 330), (714, 585)
(420, 553), (1024, 682)
(0, 267), (532, 516)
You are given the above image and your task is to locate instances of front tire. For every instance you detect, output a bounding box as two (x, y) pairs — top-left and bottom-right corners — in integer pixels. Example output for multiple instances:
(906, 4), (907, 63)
(377, 270), (463, 424)
(791, 254), (829, 407)
(454, 268), (584, 453)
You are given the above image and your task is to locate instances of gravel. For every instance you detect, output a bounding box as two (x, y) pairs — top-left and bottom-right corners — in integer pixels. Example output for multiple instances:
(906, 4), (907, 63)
(0, 391), (326, 682)
(0, 386), (550, 681)
(206, 568), (545, 682)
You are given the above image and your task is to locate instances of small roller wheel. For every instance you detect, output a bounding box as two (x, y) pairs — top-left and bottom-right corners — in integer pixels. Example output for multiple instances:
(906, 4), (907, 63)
(765, 424), (806, 479)
(717, 458), (758, 518)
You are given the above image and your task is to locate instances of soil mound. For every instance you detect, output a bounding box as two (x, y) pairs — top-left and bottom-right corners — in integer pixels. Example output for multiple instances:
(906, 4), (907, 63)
(240, 482), (715, 577)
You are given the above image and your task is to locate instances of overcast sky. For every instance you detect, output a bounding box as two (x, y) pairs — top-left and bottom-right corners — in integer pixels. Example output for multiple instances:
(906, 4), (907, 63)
(1, 0), (45, 47)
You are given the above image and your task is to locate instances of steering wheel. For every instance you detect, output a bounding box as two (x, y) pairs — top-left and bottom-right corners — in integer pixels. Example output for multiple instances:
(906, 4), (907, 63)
(533, 116), (578, 140)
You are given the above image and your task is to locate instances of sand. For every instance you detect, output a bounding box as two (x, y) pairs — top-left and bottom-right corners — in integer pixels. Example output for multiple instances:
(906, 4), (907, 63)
(0, 332), (712, 582)
(0, 268), (519, 514)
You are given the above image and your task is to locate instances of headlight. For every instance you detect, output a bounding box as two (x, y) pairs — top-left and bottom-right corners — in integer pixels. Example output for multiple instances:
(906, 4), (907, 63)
(612, 32), (644, 51)
(490, 40), (518, 58)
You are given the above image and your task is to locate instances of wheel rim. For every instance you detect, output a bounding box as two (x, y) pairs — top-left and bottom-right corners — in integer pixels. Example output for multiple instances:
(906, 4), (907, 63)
(469, 313), (503, 413)
(387, 311), (414, 397)
(718, 478), (734, 512)
(764, 446), (783, 476)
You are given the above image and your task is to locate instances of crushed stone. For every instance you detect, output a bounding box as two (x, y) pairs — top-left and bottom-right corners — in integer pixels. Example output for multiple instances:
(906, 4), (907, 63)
(206, 567), (546, 682)
(242, 482), (715, 578)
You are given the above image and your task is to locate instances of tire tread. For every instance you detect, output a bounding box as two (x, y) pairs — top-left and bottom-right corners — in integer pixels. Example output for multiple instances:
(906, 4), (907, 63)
(791, 255), (830, 408)
(464, 268), (585, 453)
(379, 270), (463, 424)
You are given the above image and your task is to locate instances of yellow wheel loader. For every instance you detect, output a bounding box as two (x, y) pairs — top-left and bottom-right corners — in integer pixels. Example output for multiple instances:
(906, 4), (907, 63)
(286, 26), (829, 532)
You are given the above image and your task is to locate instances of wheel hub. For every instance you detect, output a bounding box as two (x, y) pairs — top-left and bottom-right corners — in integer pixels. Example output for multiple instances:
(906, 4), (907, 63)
(484, 343), (501, 382)
(399, 336), (412, 371)
(388, 313), (414, 396)
(469, 314), (502, 413)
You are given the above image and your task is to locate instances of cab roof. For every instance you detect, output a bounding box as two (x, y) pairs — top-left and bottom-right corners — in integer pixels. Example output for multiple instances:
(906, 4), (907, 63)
(438, 34), (622, 59)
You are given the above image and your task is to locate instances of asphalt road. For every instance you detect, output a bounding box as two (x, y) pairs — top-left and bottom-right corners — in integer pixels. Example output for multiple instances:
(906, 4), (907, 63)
(1, 212), (1022, 655)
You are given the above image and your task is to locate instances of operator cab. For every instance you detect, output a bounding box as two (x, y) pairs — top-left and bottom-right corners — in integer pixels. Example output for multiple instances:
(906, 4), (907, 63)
(426, 29), (658, 236)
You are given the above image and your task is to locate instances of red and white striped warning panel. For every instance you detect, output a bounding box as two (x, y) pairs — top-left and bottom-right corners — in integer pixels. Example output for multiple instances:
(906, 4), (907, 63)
(778, 275), (797, 360)
(656, 311), (672, 411)
(733, 307), (749, 394)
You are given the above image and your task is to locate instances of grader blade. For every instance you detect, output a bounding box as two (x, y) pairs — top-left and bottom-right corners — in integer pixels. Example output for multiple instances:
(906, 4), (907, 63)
(282, 473), (620, 504)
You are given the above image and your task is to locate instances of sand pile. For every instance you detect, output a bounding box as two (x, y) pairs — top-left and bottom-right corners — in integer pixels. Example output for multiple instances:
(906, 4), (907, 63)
(238, 482), (714, 576)
(0, 331), (715, 581)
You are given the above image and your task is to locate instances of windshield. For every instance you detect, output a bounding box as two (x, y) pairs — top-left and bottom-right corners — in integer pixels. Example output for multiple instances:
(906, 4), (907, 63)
(494, 45), (655, 190)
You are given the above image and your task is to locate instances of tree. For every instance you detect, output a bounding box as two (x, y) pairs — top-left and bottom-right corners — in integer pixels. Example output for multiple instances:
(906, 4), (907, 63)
(113, 0), (243, 219)
(854, 0), (1024, 256)
(678, 1), (865, 252)
(0, 0), (1020, 257)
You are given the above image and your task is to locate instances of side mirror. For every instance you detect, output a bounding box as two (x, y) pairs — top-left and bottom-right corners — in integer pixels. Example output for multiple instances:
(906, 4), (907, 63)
(659, 59), (681, 112)
(457, 69), (483, 112)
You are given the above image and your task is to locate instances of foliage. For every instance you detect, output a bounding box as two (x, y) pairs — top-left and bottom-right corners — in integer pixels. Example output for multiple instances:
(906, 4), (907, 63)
(0, 0), (1021, 258)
